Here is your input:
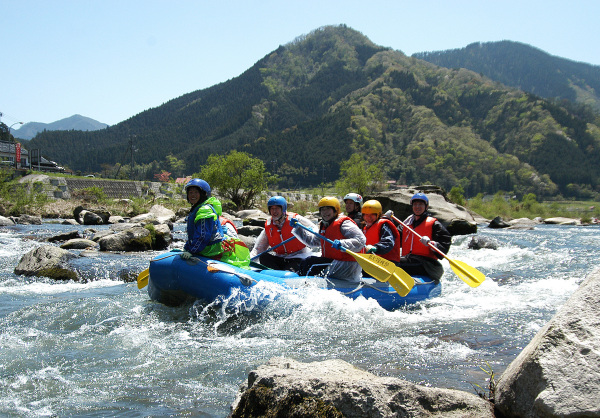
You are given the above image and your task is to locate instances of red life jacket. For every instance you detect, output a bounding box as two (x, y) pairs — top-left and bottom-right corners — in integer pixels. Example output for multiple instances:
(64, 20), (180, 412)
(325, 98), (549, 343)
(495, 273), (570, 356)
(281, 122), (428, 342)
(264, 212), (307, 255)
(320, 215), (356, 262)
(220, 217), (238, 233)
(401, 216), (437, 259)
(363, 218), (401, 262)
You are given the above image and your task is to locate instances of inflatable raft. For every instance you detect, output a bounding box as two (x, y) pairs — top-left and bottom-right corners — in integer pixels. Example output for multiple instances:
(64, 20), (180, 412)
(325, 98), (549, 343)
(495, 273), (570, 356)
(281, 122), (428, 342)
(147, 251), (441, 311)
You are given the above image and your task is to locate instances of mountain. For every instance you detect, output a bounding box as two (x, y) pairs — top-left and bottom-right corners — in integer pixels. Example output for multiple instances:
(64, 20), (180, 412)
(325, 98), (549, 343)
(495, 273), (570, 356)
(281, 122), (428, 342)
(14, 114), (108, 140)
(412, 41), (600, 112)
(26, 25), (600, 199)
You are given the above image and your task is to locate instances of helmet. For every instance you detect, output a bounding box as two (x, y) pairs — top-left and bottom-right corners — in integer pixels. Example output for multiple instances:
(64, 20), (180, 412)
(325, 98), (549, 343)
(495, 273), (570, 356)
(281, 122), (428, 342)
(318, 196), (341, 214)
(267, 195), (287, 213)
(362, 200), (382, 217)
(343, 193), (363, 206)
(410, 192), (429, 206)
(184, 178), (211, 197)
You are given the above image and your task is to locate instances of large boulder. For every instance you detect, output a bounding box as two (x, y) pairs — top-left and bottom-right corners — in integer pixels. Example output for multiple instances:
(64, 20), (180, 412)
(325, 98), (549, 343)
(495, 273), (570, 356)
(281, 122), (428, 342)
(230, 357), (494, 417)
(543, 217), (581, 225)
(369, 186), (477, 235)
(14, 245), (79, 281)
(236, 209), (269, 227)
(97, 226), (153, 251)
(0, 215), (15, 226)
(130, 204), (176, 226)
(495, 268), (600, 417)
(10, 214), (43, 225)
(73, 205), (111, 225)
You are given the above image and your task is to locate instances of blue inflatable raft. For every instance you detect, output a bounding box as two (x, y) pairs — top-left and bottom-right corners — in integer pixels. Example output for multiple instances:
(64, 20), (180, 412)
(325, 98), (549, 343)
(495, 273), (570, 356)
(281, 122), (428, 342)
(147, 251), (441, 311)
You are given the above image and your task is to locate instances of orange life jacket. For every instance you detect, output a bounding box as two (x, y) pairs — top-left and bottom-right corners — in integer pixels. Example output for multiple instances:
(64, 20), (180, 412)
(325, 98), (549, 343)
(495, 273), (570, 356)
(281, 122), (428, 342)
(264, 212), (307, 255)
(401, 216), (437, 259)
(320, 215), (356, 262)
(363, 218), (401, 262)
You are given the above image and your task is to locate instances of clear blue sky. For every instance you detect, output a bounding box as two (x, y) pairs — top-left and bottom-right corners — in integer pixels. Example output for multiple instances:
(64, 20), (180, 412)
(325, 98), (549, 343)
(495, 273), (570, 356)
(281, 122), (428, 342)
(2, 0), (599, 128)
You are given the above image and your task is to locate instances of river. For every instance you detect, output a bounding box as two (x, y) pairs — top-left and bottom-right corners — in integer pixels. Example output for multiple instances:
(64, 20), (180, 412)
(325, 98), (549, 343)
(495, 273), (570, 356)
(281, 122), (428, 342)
(0, 221), (597, 416)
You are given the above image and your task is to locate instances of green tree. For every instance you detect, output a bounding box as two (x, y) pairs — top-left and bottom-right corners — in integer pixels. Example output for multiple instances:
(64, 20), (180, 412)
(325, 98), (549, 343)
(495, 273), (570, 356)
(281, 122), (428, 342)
(448, 185), (466, 206)
(335, 153), (384, 196)
(198, 151), (278, 209)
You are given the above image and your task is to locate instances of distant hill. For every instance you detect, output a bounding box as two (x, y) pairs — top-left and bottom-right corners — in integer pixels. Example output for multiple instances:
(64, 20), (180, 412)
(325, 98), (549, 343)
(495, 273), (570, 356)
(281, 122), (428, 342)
(14, 114), (108, 140)
(27, 26), (600, 200)
(412, 41), (600, 112)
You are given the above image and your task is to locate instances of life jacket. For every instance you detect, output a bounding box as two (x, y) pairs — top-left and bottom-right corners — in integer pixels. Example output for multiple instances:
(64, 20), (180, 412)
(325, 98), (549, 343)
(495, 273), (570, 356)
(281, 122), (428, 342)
(186, 198), (225, 257)
(401, 216), (437, 259)
(363, 218), (401, 262)
(320, 215), (356, 262)
(220, 217), (238, 233)
(264, 212), (306, 255)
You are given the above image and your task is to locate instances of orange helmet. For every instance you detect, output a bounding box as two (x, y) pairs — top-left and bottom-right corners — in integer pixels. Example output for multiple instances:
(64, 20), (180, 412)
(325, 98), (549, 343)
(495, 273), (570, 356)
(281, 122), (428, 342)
(362, 200), (382, 217)
(318, 196), (341, 214)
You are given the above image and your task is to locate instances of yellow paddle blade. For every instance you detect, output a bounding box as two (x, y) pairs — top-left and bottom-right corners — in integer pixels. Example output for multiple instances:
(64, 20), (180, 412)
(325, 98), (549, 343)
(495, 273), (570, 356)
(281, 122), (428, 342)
(448, 259), (485, 288)
(137, 268), (149, 289)
(347, 251), (414, 296)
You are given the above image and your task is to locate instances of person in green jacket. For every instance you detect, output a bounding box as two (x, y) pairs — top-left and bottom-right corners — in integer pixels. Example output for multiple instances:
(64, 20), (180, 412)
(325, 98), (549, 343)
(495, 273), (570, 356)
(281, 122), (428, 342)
(182, 178), (250, 268)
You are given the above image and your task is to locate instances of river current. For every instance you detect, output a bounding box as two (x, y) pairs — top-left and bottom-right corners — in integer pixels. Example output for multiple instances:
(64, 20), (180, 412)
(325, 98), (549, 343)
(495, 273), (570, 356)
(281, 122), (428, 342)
(0, 221), (598, 416)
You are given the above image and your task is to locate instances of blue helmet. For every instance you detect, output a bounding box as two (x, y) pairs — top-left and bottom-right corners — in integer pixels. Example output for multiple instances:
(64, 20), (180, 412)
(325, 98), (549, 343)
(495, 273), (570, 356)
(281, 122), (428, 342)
(184, 178), (211, 198)
(410, 192), (429, 207)
(267, 195), (287, 213)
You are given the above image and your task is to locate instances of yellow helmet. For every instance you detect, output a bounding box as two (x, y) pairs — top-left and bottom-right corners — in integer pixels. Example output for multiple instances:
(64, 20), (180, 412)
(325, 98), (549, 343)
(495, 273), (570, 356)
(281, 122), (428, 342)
(318, 196), (341, 214)
(362, 200), (382, 217)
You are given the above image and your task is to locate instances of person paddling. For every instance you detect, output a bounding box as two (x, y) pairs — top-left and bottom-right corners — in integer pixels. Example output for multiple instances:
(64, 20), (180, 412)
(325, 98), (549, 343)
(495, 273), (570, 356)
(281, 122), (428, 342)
(292, 196), (365, 282)
(250, 196), (316, 271)
(393, 193), (451, 281)
(362, 200), (401, 263)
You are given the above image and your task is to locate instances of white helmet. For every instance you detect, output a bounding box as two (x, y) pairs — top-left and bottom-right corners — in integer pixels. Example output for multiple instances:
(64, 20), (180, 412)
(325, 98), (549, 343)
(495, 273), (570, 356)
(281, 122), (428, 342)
(343, 193), (363, 206)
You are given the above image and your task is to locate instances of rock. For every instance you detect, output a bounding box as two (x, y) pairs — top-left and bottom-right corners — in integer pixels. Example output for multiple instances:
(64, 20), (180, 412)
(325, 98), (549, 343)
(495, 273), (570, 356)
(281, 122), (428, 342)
(60, 238), (99, 250)
(237, 225), (264, 237)
(90, 229), (115, 242)
(73, 206), (111, 225)
(108, 215), (127, 224)
(368, 188), (477, 236)
(61, 219), (79, 225)
(543, 217), (581, 225)
(83, 211), (105, 225)
(14, 245), (79, 281)
(495, 268), (600, 417)
(151, 223), (173, 250)
(0, 215), (15, 226)
(467, 236), (499, 250)
(47, 230), (81, 242)
(97, 226), (153, 252)
(148, 204), (176, 224)
(488, 216), (510, 228)
(236, 209), (269, 227)
(11, 214), (43, 225)
(230, 357), (494, 417)
(238, 235), (255, 251)
(508, 217), (540, 230)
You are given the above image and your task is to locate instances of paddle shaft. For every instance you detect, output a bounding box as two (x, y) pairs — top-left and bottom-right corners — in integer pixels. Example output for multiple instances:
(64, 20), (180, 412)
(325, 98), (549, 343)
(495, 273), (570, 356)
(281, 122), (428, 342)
(250, 236), (297, 260)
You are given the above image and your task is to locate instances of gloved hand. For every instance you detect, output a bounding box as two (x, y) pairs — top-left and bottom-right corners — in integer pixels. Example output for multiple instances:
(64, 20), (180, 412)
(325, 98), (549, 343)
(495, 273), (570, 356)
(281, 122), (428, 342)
(289, 218), (299, 227)
(180, 251), (192, 260)
(383, 210), (394, 219)
(420, 236), (431, 246)
(365, 245), (377, 254)
(332, 239), (343, 250)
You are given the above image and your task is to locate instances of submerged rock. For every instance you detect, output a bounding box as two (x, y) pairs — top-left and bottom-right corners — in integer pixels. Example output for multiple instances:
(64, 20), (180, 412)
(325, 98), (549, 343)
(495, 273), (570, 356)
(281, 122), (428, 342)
(14, 245), (79, 281)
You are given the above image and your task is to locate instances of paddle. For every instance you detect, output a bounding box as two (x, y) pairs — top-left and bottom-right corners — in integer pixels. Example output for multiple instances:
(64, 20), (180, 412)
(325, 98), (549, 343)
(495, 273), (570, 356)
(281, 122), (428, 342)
(293, 222), (414, 297)
(250, 236), (297, 261)
(384, 211), (486, 288)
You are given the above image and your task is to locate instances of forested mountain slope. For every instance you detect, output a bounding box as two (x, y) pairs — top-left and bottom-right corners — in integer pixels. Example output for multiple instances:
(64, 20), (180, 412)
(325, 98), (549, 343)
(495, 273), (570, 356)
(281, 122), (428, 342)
(27, 26), (600, 198)
(413, 40), (600, 112)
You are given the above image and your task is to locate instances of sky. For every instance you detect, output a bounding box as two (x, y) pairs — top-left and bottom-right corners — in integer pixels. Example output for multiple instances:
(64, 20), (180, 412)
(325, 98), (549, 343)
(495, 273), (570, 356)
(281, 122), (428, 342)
(2, 0), (599, 129)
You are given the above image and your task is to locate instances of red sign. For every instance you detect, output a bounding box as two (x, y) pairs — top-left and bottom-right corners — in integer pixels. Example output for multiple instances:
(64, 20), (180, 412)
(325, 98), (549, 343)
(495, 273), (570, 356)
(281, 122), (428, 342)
(16, 143), (21, 168)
